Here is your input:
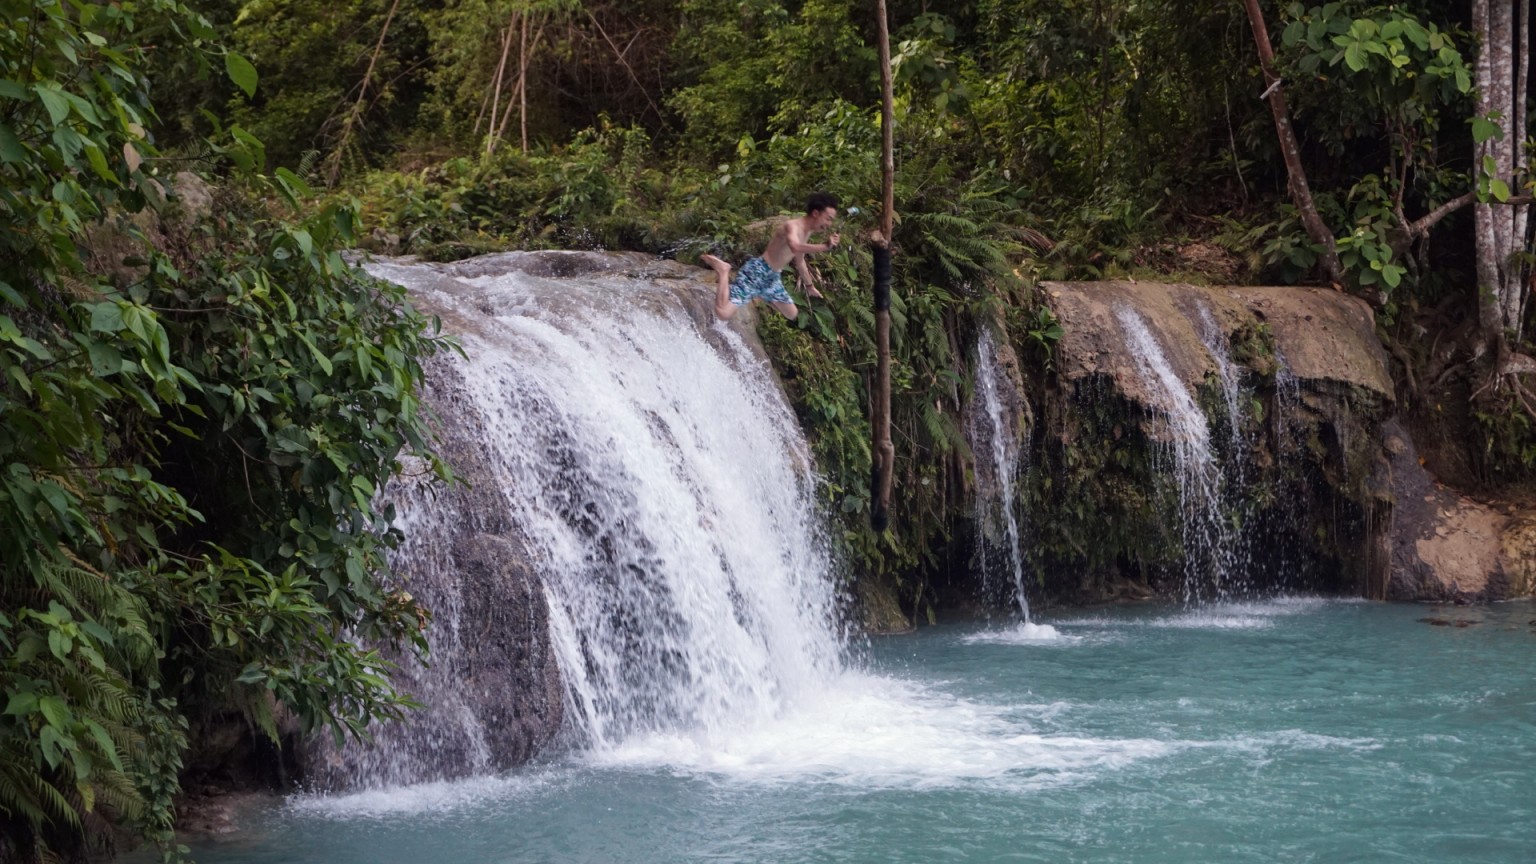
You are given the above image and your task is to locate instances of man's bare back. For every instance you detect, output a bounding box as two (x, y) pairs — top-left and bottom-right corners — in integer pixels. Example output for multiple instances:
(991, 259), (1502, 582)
(700, 193), (842, 322)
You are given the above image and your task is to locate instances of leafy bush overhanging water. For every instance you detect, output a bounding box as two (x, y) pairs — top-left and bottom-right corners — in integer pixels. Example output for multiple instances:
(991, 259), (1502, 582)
(0, 3), (449, 858)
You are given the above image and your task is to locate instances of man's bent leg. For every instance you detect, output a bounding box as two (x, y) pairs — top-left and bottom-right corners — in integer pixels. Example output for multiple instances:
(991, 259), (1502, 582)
(701, 254), (738, 320)
(769, 300), (799, 321)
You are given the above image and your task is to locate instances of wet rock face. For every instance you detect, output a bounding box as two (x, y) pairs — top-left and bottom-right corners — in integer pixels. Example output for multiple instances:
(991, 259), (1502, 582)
(1043, 281), (1392, 414)
(1384, 420), (1501, 601)
(1385, 419), (1536, 602)
(303, 353), (565, 789)
(1022, 281), (1395, 602)
(1018, 281), (1532, 603)
(1501, 516), (1536, 599)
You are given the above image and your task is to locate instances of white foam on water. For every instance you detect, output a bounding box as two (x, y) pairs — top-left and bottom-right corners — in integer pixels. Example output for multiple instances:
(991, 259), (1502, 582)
(1146, 613), (1275, 630)
(1214, 596), (1333, 616)
(584, 670), (1173, 792)
(1150, 596), (1342, 628)
(278, 714), (1382, 822)
(286, 772), (558, 819)
(1060, 597), (1342, 631)
(1202, 730), (1384, 754)
(962, 622), (1075, 645)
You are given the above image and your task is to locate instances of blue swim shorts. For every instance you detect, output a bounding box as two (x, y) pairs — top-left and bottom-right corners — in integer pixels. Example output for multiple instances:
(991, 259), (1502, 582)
(729, 256), (792, 306)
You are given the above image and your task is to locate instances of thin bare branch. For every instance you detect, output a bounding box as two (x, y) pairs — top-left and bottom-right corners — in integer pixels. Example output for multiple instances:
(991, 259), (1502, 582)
(324, 0), (402, 187)
(585, 9), (663, 121)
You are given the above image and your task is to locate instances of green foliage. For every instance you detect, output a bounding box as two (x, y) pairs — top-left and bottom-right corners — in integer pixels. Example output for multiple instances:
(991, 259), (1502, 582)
(1333, 176), (1407, 291)
(221, 0), (434, 170)
(669, 0), (875, 159)
(357, 120), (710, 255)
(1021, 305), (1064, 369)
(1280, 3), (1470, 105)
(1273, 2), (1473, 295)
(1021, 383), (1184, 586)
(1, 3), (447, 857)
(1, 557), (186, 854)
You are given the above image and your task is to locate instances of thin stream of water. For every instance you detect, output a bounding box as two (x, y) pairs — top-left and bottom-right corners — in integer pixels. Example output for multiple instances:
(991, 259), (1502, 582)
(1116, 305), (1233, 602)
(971, 330), (1034, 624)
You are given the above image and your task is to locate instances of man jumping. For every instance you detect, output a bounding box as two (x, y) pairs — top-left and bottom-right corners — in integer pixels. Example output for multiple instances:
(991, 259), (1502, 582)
(701, 193), (841, 321)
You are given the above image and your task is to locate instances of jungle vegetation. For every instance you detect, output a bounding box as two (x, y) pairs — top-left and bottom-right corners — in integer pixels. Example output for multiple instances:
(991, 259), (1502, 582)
(4, 0), (1536, 859)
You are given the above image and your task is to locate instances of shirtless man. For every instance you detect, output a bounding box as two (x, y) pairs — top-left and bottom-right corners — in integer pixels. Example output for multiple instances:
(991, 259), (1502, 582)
(700, 193), (841, 321)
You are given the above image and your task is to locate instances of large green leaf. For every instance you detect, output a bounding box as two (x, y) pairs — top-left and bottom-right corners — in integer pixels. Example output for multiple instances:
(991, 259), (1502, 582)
(1472, 116), (1502, 144)
(0, 123), (24, 163)
(34, 84), (71, 125)
(225, 51), (259, 97)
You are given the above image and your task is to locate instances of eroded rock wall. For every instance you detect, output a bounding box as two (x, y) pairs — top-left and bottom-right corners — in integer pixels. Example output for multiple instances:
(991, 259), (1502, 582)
(1012, 282), (1393, 602)
(993, 280), (1531, 604)
(303, 352), (565, 789)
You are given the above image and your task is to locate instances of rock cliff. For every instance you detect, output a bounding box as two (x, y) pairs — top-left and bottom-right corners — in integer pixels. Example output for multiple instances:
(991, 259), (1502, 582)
(1005, 281), (1531, 603)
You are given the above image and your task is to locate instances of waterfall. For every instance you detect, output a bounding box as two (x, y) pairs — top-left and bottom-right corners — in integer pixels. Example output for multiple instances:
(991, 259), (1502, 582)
(357, 254), (844, 764)
(1115, 306), (1232, 602)
(971, 330), (1031, 622)
(1194, 303), (1247, 461)
(1192, 302), (1254, 593)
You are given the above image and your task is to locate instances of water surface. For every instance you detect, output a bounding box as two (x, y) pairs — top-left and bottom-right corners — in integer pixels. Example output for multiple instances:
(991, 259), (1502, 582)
(174, 598), (1536, 863)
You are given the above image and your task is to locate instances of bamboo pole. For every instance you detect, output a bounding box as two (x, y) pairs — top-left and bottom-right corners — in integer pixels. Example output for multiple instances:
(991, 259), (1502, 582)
(871, 0), (895, 532)
(518, 13), (531, 153)
(485, 13), (518, 154)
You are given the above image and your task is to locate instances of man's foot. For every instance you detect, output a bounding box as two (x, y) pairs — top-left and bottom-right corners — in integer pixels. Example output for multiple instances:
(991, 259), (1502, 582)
(700, 253), (731, 275)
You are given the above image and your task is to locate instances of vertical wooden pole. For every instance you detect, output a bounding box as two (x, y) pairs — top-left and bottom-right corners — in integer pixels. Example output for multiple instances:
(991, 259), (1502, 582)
(519, 12), (531, 154)
(871, 0), (896, 532)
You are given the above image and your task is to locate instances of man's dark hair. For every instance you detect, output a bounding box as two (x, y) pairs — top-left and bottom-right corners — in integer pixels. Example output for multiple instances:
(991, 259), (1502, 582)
(806, 192), (839, 214)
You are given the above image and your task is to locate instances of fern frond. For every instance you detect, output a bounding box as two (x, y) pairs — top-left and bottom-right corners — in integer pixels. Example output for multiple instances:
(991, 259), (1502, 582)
(0, 764), (51, 830)
(23, 768), (81, 830)
(87, 770), (147, 822)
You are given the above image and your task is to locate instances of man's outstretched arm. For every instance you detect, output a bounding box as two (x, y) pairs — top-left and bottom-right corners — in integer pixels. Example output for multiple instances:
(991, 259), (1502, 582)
(794, 254), (824, 299)
(785, 221), (840, 256)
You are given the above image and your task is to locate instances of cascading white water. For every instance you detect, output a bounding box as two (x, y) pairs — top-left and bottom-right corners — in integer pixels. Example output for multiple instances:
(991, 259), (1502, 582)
(1194, 303), (1247, 460)
(1191, 302), (1254, 593)
(971, 330), (1032, 622)
(1115, 306), (1231, 602)
(364, 255), (844, 751)
(1274, 346), (1302, 409)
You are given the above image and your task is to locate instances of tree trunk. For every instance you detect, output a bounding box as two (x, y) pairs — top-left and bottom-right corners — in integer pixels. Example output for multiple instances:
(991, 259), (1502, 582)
(1240, 0), (1344, 287)
(1473, 0), (1531, 353)
(496, 19), (543, 151)
(1510, 0), (1531, 341)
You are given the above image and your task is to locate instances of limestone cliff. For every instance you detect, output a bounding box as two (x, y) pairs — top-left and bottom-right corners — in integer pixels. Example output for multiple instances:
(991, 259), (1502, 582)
(992, 281), (1531, 604)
